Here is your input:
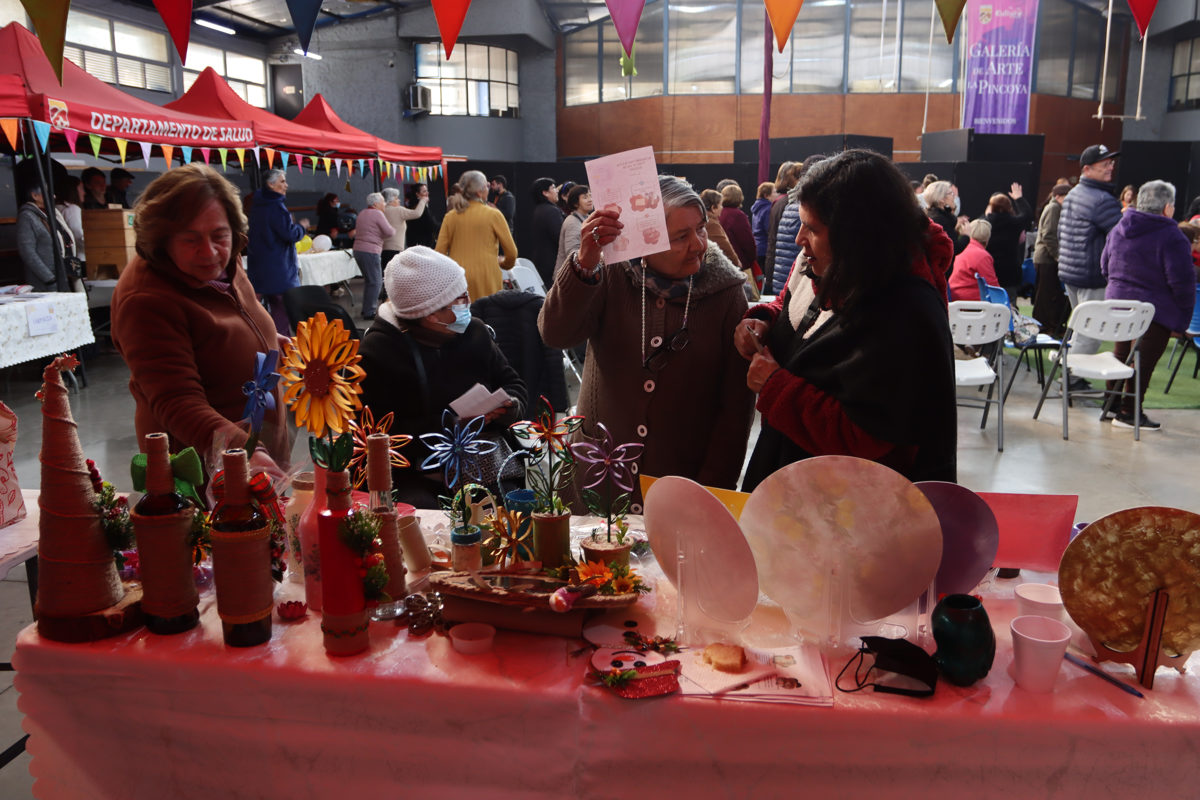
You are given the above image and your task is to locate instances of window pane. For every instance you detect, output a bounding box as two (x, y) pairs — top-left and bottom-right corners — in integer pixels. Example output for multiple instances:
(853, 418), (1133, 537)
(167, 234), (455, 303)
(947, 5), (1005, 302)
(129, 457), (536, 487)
(1173, 40), (1190, 76)
(182, 70), (199, 91)
(442, 46), (466, 79)
(1071, 10), (1101, 99)
(467, 79), (485, 115)
(64, 45), (84, 70)
(1102, 19), (1126, 103)
(1190, 74), (1200, 102)
(439, 80), (467, 115)
(113, 21), (167, 63)
(466, 44), (488, 80)
(145, 62), (172, 92)
(507, 50), (518, 83)
(1036, 1), (1072, 95)
(229, 80), (247, 101)
(668, 0), (737, 94)
(84, 51), (116, 84)
(900, 0), (955, 92)
(792, 2), (846, 93)
(740, 7), (784, 94)
(1191, 39), (1200, 73)
(416, 43), (440, 78)
(509, 83), (520, 111)
(564, 25), (599, 105)
(245, 83), (267, 108)
(65, 11), (111, 51)
(848, 0), (900, 92)
(116, 57), (145, 88)
(1170, 76), (1187, 108)
(630, 5), (664, 98)
(489, 47), (506, 81)
(184, 43), (224, 75)
(226, 52), (265, 84)
(0, 0), (25, 27)
(602, 26), (630, 101)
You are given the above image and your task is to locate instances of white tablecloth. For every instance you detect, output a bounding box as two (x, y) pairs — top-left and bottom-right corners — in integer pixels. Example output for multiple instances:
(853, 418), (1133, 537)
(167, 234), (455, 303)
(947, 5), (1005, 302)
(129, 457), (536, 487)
(0, 293), (95, 370)
(13, 508), (1200, 798)
(297, 250), (360, 286)
(0, 489), (38, 581)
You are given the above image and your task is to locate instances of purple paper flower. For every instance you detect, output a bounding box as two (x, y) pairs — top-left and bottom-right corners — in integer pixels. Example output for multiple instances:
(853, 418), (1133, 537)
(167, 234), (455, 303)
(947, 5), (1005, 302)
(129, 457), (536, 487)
(419, 409), (497, 489)
(569, 423), (643, 494)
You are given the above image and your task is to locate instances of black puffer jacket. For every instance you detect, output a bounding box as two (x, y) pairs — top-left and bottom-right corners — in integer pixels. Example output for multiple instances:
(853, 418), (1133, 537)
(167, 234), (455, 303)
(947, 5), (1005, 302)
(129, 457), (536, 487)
(1057, 178), (1122, 289)
(472, 290), (569, 413)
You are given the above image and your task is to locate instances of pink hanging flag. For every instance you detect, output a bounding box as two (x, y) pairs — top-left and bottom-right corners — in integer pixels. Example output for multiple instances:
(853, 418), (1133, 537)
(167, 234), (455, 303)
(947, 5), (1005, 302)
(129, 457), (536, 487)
(199, 147), (211, 164)
(432, 0), (472, 59)
(604, 0), (645, 59)
(763, 0), (805, 52)
(62, 128), (79, 154)
(934, 0), (967, 44)
(1126, 0), (1157, 39)
(151, 0), (194, 63)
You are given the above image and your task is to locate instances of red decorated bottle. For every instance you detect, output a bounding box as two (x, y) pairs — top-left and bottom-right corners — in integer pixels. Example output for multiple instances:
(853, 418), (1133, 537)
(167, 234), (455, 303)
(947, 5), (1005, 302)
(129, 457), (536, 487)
(210, 449), (273, 647)
(132, 432), (200, 635)
(318, 468), (368, 655)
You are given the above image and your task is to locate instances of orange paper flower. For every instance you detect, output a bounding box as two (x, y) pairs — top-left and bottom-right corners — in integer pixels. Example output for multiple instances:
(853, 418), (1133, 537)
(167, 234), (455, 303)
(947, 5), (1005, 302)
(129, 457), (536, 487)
(576, 560), (614, 587)
(348, 407), (412, 489)
(279, 312), (365, 438)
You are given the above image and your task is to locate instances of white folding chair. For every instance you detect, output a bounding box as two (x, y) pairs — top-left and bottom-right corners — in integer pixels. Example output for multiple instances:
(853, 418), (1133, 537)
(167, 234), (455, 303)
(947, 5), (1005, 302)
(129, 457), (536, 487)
(1032, 300), (1155, 441)
(510, 260), (547, 297)
(949, 301), (1011, 452)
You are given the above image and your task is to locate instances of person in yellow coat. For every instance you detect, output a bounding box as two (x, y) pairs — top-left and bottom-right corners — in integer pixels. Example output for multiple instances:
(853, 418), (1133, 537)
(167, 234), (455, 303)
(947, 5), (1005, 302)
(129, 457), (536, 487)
(436, 169), (518, 301)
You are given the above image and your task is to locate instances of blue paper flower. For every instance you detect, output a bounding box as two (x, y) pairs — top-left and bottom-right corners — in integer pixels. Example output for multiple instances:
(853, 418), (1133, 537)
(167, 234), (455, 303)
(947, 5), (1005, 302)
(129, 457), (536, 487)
(419, 410), (497, 489)
(241, 350), (280, 434)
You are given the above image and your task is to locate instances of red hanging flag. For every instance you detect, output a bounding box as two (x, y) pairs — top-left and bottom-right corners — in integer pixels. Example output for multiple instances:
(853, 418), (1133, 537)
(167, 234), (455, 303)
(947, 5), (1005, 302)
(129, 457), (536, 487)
(151, 0), (194, 63)
(432, 0), (472, 59)
(1125, 0), (1158, 39)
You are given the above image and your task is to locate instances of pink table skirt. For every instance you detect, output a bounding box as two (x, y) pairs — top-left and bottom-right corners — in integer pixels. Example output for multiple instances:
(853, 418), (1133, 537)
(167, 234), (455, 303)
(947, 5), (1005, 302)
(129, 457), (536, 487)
(14, 573), (1200, 798)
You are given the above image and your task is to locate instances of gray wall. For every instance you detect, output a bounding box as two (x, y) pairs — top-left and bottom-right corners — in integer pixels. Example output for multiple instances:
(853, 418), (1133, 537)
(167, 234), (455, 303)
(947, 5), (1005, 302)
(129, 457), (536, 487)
(1121, 7), (1200, 143)
(291, 2), (557, 162)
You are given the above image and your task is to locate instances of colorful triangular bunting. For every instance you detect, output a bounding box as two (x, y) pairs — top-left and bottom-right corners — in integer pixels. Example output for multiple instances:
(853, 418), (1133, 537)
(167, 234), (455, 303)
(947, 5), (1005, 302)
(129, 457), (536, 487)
(162, 144), (174, 167)
(151, 0), (194, 63)
(219, 148), (228, 170)
(62, 128), (78, 153)
(0, 119), (19, 151)
(181, 145), (193, 163)
(432, 0), (472, 59)
(114, 138), (128, 163)
(89, 134), (102, 158)
(31, 120), (51, 152)
(138, 140), (153, 164)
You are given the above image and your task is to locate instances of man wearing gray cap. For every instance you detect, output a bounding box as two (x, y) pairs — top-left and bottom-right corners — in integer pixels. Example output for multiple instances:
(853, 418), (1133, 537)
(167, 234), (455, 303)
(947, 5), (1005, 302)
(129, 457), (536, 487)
(1057, 144), (1122, 357)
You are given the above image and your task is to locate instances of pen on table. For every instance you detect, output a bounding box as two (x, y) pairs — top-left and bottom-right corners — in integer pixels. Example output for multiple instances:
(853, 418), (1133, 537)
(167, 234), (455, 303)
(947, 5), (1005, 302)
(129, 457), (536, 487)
(1063, 652), (1145, 698)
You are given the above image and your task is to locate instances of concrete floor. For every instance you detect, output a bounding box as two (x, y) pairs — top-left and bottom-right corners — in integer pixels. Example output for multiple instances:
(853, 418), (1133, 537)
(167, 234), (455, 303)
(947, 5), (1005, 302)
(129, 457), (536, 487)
(1, 309), (1198, 797)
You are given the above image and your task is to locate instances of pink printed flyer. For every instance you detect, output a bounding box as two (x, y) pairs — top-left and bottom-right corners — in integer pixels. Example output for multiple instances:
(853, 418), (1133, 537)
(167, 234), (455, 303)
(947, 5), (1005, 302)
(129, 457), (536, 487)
(584, 145), (670, 263)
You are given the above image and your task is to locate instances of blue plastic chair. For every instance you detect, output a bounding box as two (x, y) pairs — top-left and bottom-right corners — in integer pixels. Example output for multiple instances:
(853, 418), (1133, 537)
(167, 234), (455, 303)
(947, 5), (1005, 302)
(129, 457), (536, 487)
(975, 273), (1010, 308)
(1164, 285), (1200, 394)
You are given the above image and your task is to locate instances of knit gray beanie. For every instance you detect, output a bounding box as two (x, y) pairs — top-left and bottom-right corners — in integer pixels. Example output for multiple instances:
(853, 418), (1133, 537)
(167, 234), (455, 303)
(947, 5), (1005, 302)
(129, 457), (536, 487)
(384, 246), (468, 318)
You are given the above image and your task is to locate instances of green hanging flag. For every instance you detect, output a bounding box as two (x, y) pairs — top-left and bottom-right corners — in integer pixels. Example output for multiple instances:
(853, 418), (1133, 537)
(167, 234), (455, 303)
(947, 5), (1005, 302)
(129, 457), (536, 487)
(88, 133), (102, 158)
(218, 148), (228, 171)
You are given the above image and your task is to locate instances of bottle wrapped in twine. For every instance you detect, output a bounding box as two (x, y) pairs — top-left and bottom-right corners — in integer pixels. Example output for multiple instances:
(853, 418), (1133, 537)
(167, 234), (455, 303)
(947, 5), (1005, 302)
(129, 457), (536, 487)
(367, 434), (406, 599)
(132, 433), (199, 621)
(210, 450), (273, 629)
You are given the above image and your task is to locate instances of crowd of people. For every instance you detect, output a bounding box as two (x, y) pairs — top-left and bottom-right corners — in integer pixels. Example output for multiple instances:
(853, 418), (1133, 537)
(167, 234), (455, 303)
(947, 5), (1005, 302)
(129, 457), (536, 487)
(16, 140), (1198, 504)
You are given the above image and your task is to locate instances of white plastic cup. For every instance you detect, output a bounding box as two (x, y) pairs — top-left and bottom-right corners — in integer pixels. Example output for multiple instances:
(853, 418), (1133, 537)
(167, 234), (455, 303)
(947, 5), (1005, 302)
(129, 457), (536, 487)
(449, 623), (496, 655)
(1015, 583), (1065, 622)
(1010, 615), (1071, 692)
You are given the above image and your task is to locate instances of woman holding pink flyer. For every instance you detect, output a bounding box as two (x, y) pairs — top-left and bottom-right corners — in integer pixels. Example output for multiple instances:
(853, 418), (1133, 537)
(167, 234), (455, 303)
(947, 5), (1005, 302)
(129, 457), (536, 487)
(539, 175), (754, 512)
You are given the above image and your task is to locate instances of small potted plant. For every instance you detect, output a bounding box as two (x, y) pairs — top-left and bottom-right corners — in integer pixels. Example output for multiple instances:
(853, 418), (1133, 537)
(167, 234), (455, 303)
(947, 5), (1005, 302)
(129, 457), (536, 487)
(510, 396), (584, 570)
(570, 423), (643, 569)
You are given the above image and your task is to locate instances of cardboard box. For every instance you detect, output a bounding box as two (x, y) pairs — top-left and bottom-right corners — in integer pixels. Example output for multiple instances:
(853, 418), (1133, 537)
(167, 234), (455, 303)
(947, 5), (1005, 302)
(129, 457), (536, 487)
(85, 227), (136, 248)
(86, 245), (136, 279)
(81, 209), (135, 230)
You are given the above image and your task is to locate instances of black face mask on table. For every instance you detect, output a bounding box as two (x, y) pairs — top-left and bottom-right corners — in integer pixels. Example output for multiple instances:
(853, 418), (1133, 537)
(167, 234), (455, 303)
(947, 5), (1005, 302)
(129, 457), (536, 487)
(835, 636), (938, 698)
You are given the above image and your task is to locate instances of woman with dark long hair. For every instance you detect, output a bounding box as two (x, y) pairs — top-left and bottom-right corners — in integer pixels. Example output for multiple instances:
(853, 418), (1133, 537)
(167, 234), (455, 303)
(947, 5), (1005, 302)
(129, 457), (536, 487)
(983, 184), (1034, 302)
(737, 150), (957, 488)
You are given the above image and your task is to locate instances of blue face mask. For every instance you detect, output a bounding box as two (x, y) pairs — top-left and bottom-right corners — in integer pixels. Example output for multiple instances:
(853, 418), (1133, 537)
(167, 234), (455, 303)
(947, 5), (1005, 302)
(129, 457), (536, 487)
(953, 196), (961, 216)
(446, 304), (471, 334)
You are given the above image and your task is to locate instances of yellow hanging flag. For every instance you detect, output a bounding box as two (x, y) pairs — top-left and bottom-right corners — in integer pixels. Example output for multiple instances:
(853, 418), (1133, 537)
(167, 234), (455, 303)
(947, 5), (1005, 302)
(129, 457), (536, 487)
(114, 138), (128, 163)
(323, 157), (331, 175)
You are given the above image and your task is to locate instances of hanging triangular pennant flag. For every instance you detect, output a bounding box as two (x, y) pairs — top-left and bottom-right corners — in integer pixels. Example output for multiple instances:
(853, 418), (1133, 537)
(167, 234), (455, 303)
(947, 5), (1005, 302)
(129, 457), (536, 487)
(20, 0), (70, 83)
(763, 0), (805, 52)
(235, 148), (245, 169)
(285, 0), (324, 54)
(89, 134), (103, 158)
(264, 148), (276, 168)
(620, 45), (637, 77)
(31, 120), (51, 152)
(219, 148), (228, 170)
(199, 147), (211, 164)
(162, 144), (174, 167)
(934, 0), (967, 44)
(323, 157), (331, 175)
(432, 0), (472, 59)
(1125, 0), (1158, 39)
(367, 159), (374, 175)
(63, 128), (79, 154)
(295, 155), (303, 174)
(356, 158), (364, 175)
(251, 146), (260, 165)
(604, 0), (645, 59)
(138, 141), (153, 164)
(151, 0), (194, 63)
(115, 138), (129, 163)
(334, 158), (343, 176)
(0, 119), (19, 151)
(308, 155), (318, 172)
(181, 145), (193, 163)
(280, 151), (290, 170)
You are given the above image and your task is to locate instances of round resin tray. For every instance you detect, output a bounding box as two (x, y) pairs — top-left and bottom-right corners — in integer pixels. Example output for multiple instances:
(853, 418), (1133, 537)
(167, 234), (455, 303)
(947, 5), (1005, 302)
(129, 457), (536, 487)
(916, 481), (1000, 596)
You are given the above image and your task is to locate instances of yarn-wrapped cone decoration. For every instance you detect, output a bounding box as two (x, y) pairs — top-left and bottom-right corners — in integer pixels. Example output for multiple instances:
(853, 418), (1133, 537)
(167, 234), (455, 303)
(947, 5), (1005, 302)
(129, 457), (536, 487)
(35, 355), (141, 641)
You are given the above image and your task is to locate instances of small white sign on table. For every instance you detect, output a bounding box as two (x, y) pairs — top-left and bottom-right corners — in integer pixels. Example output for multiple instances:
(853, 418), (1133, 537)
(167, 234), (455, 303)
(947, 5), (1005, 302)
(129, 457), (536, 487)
(585, 145), (670, 264)
(26, 300), (59, 337)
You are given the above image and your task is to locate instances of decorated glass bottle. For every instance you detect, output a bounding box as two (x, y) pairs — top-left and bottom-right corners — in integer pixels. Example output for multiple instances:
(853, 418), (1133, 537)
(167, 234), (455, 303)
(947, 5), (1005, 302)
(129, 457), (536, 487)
(284, 472), (314, 585)
(296, 465), (327, 611)
(367, 434), (406, 601)
(210, 449), (273, 647)
(131, 432), (199, 635)
(318, 468), (368, 655)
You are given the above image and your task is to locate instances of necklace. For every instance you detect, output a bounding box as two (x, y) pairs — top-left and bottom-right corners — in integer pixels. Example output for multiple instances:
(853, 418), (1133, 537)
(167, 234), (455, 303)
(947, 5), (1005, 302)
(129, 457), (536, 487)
(641, 265), (693, 368)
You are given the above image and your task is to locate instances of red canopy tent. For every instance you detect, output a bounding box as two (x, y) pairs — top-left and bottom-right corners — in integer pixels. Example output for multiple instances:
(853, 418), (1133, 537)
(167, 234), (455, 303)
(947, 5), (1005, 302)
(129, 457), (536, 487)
(293, 94), (441, 164)
(166, 68), (373, 160)
(0, 23), (254, 152)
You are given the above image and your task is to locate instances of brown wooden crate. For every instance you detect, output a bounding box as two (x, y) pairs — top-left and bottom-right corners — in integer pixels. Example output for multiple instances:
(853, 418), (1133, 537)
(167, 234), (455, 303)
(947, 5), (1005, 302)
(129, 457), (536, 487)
(87, 245), (136, 273)
(86, 227), (136, 248)
(81, 209), (135, 231)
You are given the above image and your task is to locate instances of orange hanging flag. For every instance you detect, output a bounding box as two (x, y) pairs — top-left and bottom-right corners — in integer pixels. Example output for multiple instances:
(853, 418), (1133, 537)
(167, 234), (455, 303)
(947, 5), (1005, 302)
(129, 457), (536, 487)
(432, 0), (472, 59)
(934, 0), (968, 44)
(0, 118), (18, 151)
(264, 148), (276, 169)
(20, 0), (70, 83)
(763, 0), (805, 52)
(162, 144), (175, 168)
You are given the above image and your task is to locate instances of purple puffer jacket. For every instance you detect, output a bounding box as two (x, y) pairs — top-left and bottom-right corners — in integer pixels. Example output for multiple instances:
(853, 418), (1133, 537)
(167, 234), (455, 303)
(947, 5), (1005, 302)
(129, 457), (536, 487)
(1100, 209), (1196, 332)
